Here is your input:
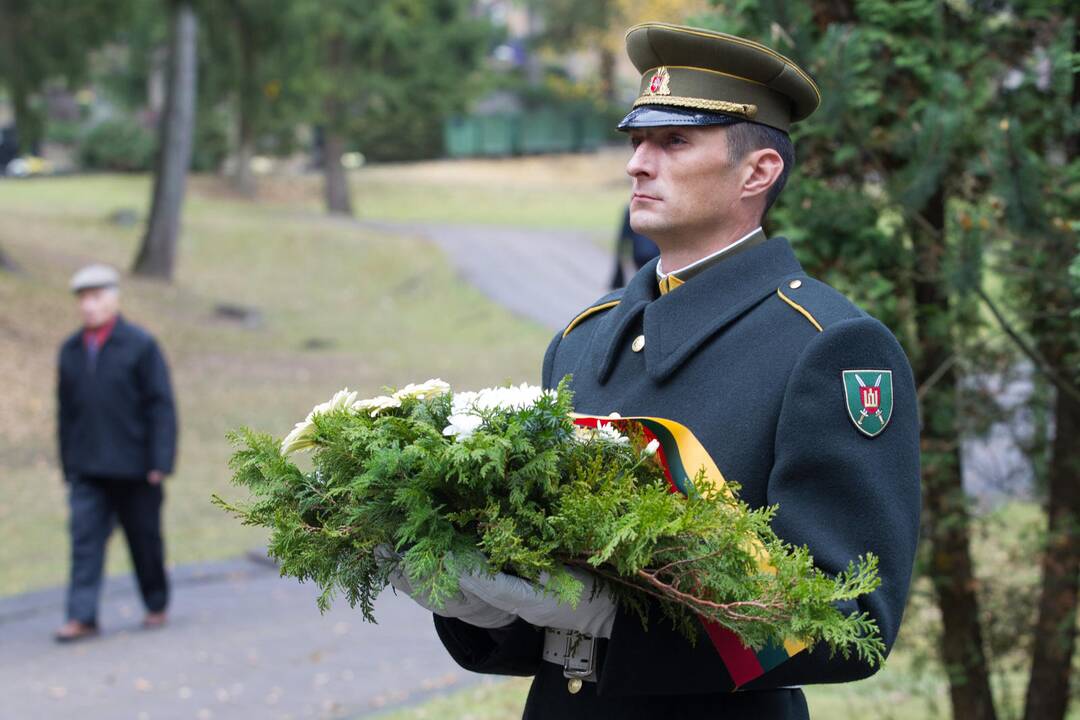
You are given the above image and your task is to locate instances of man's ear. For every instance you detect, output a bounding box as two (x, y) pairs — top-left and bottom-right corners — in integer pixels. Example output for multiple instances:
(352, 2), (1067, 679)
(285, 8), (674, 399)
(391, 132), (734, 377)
(740, 148), (784, 202)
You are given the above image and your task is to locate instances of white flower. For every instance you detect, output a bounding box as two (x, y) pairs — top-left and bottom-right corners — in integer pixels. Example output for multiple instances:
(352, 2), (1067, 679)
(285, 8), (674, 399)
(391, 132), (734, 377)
(281, 388), (358, 454)
(644, 439), (660, 456)
(453, 383), (553, 415)
(442, 412), (484, 440)
(572, 425), (596, 443)
(392, 378), (451, 402)
(442, 383), (556, 441)
(571, 421), (629, 445)
(281, 419), (317, 455)
(595, 422), (629, 445)
(450, 390), (478, 416)
(352, 394), (402, 417)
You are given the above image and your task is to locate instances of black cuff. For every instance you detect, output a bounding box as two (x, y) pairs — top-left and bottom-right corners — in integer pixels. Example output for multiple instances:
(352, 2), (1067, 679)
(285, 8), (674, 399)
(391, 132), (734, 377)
(434, 615), (543, 676)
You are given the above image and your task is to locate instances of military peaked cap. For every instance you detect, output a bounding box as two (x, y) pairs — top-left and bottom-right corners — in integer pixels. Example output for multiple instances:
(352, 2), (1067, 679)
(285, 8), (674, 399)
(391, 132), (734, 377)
(618, 22), (821, 133)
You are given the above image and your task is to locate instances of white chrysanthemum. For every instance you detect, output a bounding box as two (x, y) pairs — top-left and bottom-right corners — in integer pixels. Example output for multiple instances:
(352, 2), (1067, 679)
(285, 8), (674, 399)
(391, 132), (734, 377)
(450, 390), (478, 416)
(442, 413), (484, 440)
(281, 420), (317, 455)
(352, 394), (402, 417)
(281, 388), (358, 454)
(572, 425), (596, 443)
(458, 383), (553, 414)
(595, 422), (629, 445)
(442, 383), (555, 441)
(572, 421), (629, 445)
(644, 439), (660, 456)
(392, 378), (451, 402)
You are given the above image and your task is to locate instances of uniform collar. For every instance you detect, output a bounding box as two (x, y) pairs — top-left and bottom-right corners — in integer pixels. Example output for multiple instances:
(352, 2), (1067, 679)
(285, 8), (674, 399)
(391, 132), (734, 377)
(589, 236), (804, 384)
(656, 226), (767, 295)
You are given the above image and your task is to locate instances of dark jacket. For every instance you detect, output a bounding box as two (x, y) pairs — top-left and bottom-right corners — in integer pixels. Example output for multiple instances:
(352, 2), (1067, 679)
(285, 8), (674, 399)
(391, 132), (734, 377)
(434, 236), (921, 719)
(58, 315), (177, 480)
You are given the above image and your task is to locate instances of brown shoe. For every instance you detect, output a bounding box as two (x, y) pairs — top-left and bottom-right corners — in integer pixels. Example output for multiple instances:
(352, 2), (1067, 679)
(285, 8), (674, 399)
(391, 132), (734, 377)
(142, 611), (167, 629)
(54, 619), (99, 643)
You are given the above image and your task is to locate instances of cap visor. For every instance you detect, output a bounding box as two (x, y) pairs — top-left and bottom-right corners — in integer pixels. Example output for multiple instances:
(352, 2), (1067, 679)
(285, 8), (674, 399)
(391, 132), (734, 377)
(616, 105), (744, 131)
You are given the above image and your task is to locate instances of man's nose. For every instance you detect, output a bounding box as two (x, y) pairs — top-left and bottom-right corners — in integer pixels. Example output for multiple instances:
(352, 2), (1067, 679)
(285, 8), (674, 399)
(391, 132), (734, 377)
(626, 141), (656, 179)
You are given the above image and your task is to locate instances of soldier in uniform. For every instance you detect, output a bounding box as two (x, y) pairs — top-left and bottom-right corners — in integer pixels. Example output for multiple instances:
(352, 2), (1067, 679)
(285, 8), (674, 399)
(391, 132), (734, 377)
(388, 22), (921, 719)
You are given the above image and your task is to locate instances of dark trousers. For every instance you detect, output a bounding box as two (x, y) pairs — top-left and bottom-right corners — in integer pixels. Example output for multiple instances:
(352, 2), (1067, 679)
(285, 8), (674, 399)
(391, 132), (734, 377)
(65, 475), (169, 624)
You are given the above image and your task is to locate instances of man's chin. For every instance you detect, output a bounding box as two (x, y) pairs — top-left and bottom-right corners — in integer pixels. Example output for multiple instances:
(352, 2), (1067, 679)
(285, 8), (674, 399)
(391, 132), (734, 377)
(629, 214), (670, 238)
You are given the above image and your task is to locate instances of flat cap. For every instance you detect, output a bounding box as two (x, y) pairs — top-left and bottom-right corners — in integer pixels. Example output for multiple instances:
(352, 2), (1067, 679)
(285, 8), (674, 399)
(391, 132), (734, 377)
(619, 22), (821, 133)
(70, 263), (120, 293)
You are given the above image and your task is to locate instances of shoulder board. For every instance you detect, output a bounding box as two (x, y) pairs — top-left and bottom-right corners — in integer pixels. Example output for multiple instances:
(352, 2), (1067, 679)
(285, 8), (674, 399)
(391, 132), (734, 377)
(562, 291), (623, 339)
(775, 277), (865, 333)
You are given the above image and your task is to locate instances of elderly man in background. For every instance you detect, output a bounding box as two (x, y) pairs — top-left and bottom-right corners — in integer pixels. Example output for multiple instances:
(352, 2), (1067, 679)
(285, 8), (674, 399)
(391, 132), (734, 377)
(54, 264), (177, 643)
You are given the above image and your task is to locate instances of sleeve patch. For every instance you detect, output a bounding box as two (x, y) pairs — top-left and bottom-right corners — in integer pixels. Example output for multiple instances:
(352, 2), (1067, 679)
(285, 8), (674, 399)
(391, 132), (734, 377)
(842, 369), (894, 437)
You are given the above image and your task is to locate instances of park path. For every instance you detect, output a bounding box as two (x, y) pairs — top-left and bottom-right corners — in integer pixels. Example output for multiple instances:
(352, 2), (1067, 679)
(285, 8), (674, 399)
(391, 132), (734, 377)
(363, 220), (614, 332)
(0, 554), (490, 720)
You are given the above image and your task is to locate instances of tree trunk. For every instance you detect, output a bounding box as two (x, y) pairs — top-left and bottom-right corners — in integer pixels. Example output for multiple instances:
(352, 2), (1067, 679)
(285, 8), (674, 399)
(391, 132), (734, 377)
(1022, 44), (1080, 720)
(234, 108), (256, 197)
(133, 0), (198, 280)
(9, 78), (41, 155)
(913, 186), (999, 720)
(321, 35), (352, 216)
(598, 47), (617, 104)
(1024, 390), (1080, 720)
(230, 1), (257, 197)
(0, 2), (41, 155)
(322, 125), (352, 215)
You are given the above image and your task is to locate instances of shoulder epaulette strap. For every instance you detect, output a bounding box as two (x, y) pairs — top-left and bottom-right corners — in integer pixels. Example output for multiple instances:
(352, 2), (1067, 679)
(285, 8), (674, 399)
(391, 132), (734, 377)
(776, 277), (864, 333)
(562, 291), (623, 338)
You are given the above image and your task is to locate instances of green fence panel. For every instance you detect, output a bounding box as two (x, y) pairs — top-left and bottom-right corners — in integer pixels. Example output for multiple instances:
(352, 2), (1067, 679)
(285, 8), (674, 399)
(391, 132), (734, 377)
(576, 114), (611, 151)
(444, 117), (480, 158)
(520, 110), (576, 154)
(445, 111), (616, 158)
(477, 115), (517, 156)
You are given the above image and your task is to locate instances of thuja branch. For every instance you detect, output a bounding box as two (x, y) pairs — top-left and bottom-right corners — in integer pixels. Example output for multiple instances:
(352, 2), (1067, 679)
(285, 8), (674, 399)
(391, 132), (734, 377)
(216, 379), (885, 664)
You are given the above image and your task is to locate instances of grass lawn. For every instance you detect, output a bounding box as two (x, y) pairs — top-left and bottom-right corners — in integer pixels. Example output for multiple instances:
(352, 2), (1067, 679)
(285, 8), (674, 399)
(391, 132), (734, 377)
(258, 150), (634, 240)
(0, 173), (551, 597)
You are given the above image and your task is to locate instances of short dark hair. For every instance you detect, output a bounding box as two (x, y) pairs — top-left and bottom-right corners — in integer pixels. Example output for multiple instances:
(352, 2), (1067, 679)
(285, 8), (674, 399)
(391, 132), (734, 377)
(724, 122), (795, 219)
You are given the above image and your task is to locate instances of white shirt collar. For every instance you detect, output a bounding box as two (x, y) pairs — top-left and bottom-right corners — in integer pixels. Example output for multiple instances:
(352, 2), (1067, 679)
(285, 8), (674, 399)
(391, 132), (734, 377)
(656, 226), (765, 280)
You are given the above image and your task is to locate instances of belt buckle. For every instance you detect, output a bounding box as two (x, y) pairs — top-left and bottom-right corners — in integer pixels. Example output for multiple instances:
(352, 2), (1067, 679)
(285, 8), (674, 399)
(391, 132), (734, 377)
(562, 631), (596, 694)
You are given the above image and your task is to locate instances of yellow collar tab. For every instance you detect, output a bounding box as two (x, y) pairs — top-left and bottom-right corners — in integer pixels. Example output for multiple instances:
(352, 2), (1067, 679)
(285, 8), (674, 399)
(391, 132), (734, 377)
(657, 228), (768, 295)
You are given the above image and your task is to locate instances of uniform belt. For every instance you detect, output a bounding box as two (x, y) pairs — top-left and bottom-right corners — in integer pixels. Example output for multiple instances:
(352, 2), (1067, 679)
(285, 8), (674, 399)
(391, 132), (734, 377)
(542, 627), (598, 690)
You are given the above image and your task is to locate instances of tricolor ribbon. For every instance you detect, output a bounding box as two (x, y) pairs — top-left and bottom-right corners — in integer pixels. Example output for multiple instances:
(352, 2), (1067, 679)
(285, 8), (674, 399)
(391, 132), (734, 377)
(572, 413), (808, 687)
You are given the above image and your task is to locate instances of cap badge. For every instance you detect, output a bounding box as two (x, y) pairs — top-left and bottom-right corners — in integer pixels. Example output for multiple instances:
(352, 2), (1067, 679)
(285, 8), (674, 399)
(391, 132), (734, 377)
(647, 67), (671, 96)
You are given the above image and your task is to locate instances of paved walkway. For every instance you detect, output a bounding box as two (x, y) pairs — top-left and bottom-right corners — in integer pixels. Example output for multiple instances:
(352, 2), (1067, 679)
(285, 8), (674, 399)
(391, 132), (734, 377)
(366, 221), (614, 331)
(0, 553), (486, 720)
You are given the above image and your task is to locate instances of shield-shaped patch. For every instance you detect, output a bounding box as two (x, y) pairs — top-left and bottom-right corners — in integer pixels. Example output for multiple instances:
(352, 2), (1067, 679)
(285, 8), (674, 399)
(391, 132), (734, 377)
(841, 370), (894, 437)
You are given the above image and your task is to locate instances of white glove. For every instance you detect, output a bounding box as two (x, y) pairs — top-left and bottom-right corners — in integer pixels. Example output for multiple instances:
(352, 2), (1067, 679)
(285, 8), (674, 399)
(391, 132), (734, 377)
(458, 564), (617, 639)
(374, 545), (517, 630)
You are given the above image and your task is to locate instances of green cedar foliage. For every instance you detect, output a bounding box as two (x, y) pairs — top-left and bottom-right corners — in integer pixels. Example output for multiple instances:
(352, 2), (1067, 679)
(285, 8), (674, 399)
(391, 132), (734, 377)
(214, 379), (886, 666)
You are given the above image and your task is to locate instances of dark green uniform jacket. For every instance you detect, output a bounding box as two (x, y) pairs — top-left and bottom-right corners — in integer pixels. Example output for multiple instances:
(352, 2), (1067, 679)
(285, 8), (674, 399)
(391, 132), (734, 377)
(434, 236), (921, 719)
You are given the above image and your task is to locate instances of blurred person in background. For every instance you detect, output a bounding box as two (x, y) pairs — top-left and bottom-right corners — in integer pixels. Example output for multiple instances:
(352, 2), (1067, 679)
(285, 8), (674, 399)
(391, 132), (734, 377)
(54, 264), (177, 643)
(609, 204), (659, 288)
